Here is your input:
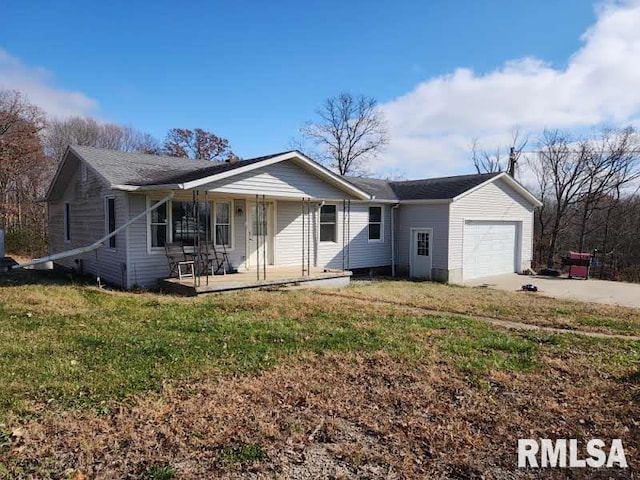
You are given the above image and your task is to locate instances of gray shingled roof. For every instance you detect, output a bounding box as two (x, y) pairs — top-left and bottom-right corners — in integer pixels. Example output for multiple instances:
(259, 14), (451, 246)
(68, 146), (502, 202)
(139, 152), (290, 185)
(347, 172), (501, 201)
(70, 146), (296, 187)
(71, 145), (217, 186)
(344, 177), (399, 201)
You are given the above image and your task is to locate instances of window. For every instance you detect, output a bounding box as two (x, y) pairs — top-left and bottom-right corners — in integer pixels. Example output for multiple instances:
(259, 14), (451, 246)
(368, 206), (382, 241)
(171, 201), (211, 245)
(150, 202), (168, 248)
(81, 163), (88, 182)
(417, 232), (429, 256)
(105, 197), (116, 248)
(148, 198), (233, 251)
(64, 202), (71, 242)
(320, 204), (337, 242)
(215, 202), (231, 247)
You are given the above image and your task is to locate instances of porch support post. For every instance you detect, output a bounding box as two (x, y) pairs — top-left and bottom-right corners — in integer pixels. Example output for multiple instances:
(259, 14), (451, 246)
(255, 194), (260, 281)
(262, 194), (267, 281)
(347, 200), (351, 270)
(301, 197), (305, 276)
(193, 190), (198, 287)
(204, 190), (209, 286)
(342, 199), (346, 271)
(307, 198), (311, 276)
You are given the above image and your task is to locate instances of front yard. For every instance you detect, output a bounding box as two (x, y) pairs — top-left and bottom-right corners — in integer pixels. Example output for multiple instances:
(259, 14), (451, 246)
(0, 271), (638, 478)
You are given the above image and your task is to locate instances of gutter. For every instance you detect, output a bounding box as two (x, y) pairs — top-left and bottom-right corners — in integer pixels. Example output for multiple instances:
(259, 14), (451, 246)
(13, 193), (174, 270)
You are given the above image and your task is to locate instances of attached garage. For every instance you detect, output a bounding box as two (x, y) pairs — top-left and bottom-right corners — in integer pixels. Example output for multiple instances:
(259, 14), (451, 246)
(348, 171), (543, 284)
(462, 221), (520, 281)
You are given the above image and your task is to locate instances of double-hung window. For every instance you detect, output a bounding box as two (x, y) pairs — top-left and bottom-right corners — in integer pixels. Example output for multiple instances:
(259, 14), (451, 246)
(368, 206), (382, 242)
(320, 205), (337, 242)
(105, 197), (116, 248)
(150, 202), (169, 248)
(214, 202), (231, 247)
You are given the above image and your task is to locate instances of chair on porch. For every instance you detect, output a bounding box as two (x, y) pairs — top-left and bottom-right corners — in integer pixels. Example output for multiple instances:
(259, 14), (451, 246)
(164, 242), (196, 280)
(196, 241), (229, 275)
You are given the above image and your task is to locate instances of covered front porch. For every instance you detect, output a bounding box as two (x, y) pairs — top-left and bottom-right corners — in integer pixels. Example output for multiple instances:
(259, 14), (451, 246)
(159, 265), (352, 296)
(125, 150), (373, 290)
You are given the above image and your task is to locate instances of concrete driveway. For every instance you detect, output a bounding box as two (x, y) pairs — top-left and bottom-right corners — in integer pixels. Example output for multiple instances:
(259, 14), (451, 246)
(466, 274), (640, 309)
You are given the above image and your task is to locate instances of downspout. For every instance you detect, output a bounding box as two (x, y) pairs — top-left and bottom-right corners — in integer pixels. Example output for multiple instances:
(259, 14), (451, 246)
(315, 201), (324, 268)
(391, 203), (400, 277)
(13, 192), (174, 270)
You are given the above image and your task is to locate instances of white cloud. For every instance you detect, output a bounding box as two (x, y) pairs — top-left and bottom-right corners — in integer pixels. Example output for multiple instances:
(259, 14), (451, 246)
(379, 0), (640, 179)
(0, 47), (97, 118)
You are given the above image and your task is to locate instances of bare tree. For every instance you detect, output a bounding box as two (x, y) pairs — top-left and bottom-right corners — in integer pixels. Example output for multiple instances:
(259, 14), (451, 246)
(472, 128), (528, 178)
(532, 130), (592, 267)
(0, 90), (49, 254)
(163, 128), (235, 161)
(301, 93), (388, 176)
(573, 127), (640, 251)
(44, 116), (160, 161)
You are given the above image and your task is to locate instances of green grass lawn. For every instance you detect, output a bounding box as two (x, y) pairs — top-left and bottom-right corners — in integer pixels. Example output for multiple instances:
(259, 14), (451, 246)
(0, 271), (638, 424)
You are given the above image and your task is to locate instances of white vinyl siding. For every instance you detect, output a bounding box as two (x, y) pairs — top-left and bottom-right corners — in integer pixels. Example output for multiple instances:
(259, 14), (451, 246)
(449, 178), (534, 276)
(47, 151), (128, 287)
(315, 203), (392, 270)
(395, 203), (450, 275)
(275, 201), (315, 266)
(199, 160), (353, 199)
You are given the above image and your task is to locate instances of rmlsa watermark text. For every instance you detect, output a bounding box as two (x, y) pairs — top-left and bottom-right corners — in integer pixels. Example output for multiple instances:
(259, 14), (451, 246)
(518, 439), (628, 468)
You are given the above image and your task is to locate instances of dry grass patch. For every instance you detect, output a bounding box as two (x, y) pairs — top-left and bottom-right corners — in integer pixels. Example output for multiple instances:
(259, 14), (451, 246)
(343, 279), (640, 336)
(2, 350), (637, 478)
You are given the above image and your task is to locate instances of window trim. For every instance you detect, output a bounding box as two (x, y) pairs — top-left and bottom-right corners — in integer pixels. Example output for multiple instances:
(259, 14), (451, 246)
(146, 196), (235, 253)
(147, 196), (170, 253)
(63, 202), (71, 243)
(318, 203), (338, 243)
(213, 200), (234, 250)
(104, 196), (117, 250)
(80, 162), (88, 182)
(367, 205), (384, 243)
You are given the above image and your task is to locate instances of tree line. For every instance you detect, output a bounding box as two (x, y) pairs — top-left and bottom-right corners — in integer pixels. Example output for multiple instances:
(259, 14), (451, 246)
(474, 127), (640, 282)
(0, 89), (238, 256)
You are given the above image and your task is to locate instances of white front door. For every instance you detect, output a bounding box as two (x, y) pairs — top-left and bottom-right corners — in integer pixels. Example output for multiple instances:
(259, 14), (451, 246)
(246, 202), (274, 269)
(410, 228), (432, 279)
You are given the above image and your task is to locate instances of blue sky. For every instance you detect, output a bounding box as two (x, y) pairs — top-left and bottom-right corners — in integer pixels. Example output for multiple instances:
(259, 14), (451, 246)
(3, 1), (639, 179)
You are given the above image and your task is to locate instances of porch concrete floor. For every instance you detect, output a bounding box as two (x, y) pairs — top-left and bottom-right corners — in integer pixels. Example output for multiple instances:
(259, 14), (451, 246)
(159, 266), (352, 295)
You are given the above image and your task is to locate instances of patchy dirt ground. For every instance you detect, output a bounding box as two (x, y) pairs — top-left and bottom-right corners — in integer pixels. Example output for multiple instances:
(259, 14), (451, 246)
(4, 352), (637, 479)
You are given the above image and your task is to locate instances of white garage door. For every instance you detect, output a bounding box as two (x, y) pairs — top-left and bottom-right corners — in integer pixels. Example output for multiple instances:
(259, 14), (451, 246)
(463, 221), (518, 281)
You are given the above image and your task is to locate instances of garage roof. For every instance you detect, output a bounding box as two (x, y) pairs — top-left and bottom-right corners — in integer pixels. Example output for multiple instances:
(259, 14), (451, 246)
(347, 172), (502, 201)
